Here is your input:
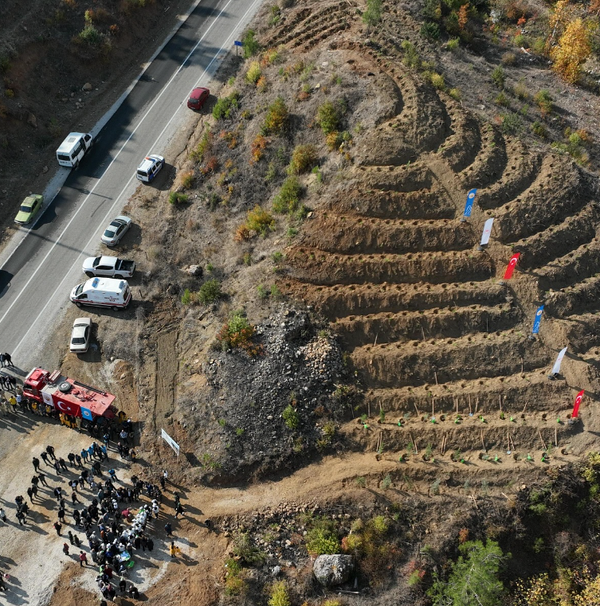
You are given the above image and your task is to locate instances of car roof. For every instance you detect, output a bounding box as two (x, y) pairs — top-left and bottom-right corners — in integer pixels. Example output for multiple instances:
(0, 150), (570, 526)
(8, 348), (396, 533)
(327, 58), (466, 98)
(73, 317), (92, 326)
(190, 87), (209, 99)
(137, 155), (163, 171)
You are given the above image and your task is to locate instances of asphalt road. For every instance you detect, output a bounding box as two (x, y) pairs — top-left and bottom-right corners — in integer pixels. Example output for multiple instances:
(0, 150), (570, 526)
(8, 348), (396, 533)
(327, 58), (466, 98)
(0, 0), (263, 369)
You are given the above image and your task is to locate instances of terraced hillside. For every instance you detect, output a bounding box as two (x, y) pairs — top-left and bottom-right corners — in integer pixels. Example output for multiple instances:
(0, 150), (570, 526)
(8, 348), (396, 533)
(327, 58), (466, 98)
(269, 1), (600, 473)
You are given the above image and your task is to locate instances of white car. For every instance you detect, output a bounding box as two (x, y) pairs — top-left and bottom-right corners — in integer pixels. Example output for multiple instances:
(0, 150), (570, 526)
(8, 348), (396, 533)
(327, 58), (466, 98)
(136, 154), (165, 183)
(101, 215), (132, 247)
(70, 318), (92, 353)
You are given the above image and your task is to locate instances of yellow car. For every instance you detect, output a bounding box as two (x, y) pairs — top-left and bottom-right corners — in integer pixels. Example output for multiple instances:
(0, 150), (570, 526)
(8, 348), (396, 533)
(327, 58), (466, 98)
(15, 194), (43, 225)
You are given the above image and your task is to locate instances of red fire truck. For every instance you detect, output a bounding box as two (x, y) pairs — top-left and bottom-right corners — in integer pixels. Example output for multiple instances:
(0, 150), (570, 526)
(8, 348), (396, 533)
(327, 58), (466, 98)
(23, 368), (117, 422)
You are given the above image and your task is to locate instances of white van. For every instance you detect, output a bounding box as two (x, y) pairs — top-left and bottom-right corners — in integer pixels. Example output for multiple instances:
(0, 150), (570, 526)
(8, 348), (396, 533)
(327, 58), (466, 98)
(56, 132), (93, 167)
(70, 277), (131, 311)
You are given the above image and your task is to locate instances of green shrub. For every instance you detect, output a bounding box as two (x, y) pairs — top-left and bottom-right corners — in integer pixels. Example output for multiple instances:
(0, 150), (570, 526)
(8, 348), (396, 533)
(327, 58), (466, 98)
(446, 38), (460, 52)
(216, 311), (261, 356)
(213, 92), (239, 120)
(242, 30), (260, 58)
(180, 171), (194, 189)
(534, 89), (553, 116)
(288, 144), (318, 174)
(401, 40), (420, 69)
(317, 101), (341, 135)
(246, 61), (262, 84)
(198, 279), (223, 304)
(268, 5), (281, 27)
(181, 288), (194, 305)
(282, 404), (300, 429)
(232, 532), (266, 565)
(270, 284), (282, 300)
(273, 177), (303, 214)
(501, 113), (522, 134)
(263, 96), (288, 134)
(421, 22), (440, 40)
(257, 284), (269, 300)
(491, 66), (505, 89)
(268, 581), (291, 606)
(246, 205), (275, 235)
(362, 0), (382, 26)
(190, 130), (212, 162)
(306, 526), (340, 555)
(430, 72), (445, 90)
(76, 24), (104, 46)
(449, 87), (461, 100)
(531, 120), (548, 138)
(502, 51), (517, 66)
(169, 191), (188, 205)
(495, 92), (509, 107)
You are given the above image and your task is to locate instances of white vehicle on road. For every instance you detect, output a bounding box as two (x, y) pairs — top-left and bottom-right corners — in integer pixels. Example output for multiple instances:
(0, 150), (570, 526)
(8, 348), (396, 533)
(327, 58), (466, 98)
(136, 154), (165, 183)
(101, 216), (132, 247)
(70, 277), (131, 311)
(82, 256), (136, 279)
(70, 318), (92, 353)
(56, 132), (93, 168)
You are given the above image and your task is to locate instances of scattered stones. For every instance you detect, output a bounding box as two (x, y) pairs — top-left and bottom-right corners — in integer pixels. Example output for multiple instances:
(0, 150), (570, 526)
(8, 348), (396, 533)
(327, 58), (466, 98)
(82, 82), (93, 91)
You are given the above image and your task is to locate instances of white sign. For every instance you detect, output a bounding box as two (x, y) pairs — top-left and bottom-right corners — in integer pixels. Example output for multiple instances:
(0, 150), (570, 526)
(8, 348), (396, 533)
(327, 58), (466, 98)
(480, 218), (495, 246)
(161, 428), (180, 457)
(551, 346), (568, 376)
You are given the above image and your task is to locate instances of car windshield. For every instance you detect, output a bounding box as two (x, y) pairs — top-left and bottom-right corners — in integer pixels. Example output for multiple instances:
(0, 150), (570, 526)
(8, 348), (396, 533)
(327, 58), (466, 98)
(19, 205), (32, 213)
(137, 170), (148, 176)
(72, 337), (86, 344)
(74, 284), (84, 296)
(92, 257), (101, 267)
(104, 228), (115, 237)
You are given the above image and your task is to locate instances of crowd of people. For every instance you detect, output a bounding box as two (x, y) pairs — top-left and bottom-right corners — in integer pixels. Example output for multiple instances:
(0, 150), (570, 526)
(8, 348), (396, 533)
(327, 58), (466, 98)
(8, 432), (185, 602)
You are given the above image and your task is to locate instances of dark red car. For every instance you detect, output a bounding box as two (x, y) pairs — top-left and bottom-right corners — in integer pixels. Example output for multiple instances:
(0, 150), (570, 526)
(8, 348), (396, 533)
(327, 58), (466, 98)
(187, 87), (210, 110)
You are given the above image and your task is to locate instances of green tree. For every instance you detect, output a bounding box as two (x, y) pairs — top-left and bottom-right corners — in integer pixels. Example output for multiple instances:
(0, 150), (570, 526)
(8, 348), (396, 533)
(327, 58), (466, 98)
(362, 0), (382, 26)
(429, 540), (508, 606)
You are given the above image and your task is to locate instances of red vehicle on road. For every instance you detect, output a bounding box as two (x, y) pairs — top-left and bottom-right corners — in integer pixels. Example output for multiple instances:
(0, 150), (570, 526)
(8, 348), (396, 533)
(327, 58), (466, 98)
(187, 87), (210, 110)
(23, 368), (116, 421)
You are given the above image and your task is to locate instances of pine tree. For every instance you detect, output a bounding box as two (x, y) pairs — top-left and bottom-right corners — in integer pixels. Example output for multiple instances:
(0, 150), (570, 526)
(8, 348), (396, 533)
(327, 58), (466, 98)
(428, 539), (508, 606)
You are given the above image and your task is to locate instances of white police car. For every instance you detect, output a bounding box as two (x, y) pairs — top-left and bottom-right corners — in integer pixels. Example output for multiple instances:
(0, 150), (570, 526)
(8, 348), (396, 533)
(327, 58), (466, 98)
(136, 154), (165, 183)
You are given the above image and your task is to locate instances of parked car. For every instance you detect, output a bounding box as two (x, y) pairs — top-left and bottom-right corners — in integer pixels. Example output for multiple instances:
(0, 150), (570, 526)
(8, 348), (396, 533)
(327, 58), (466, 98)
(82, 256), (136, 279)
(15, 194), (43, 225)
(70, 317), (92, 353)
(101, 216), (132, 247)
(136, 154), (165, 183)
(187, 87), (210, 110)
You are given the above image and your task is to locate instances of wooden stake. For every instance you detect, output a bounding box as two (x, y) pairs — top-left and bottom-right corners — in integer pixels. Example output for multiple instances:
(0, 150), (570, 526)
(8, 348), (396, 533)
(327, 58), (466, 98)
(475, 398), (479, 414)
(538, 429), (546, 450)
(521, 402), (528, 415)
(498, 395), (502, 412)
(432, 398), (435, 418)
(434, 371), (439, 386)
(413, 402), (420, 417)
(554, 427), (558, 448)
(454, 397), (459, 415)
(420, 324), (426, 341)
(468, 395), (472, 415)
(410, 432), (418, 454)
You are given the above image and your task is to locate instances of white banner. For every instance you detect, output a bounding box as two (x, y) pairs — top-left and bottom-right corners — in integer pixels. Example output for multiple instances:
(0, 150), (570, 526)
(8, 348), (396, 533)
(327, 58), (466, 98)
(161, 428), (180, 457)
(480, 218), (494, 246)
(551, 346), (568, 376)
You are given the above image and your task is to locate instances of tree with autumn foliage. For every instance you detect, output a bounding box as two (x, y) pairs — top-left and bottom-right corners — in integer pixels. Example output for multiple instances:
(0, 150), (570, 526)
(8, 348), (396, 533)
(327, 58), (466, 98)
(550, 17), (596, 83)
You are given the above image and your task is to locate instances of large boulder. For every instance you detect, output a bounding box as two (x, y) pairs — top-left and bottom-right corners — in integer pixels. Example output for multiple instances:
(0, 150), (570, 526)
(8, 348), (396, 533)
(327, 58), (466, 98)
(313, 554), (354, 587)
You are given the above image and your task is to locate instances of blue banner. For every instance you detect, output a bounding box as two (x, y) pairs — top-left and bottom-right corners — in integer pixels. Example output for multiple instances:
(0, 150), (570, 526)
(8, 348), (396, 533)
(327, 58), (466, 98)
(81, 407), (93, 421)
(532, 305), (544, 334)
(463, 188), (477, 218)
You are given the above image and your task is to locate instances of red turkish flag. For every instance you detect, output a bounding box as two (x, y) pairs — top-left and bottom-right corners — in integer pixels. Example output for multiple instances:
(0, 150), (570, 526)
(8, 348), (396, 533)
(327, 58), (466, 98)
(503, 253), (521, 280)
(572, 390), (585, 418)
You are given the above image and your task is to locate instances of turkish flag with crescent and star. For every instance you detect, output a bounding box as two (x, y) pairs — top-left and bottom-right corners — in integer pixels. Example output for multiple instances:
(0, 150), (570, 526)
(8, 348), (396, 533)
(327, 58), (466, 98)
(572, 390), (585, 418)
(503, 253), (521, 280)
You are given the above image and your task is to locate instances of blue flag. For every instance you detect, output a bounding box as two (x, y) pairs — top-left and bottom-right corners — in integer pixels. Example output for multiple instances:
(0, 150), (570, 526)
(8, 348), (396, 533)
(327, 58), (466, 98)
(463, 189), (477, 218)
(532, 305), (544, 334)
(80, 407), (93, 421)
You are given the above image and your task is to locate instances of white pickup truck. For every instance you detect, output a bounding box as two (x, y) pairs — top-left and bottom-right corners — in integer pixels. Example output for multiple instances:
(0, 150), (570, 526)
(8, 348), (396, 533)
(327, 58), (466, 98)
(82, 255), (136, 279)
